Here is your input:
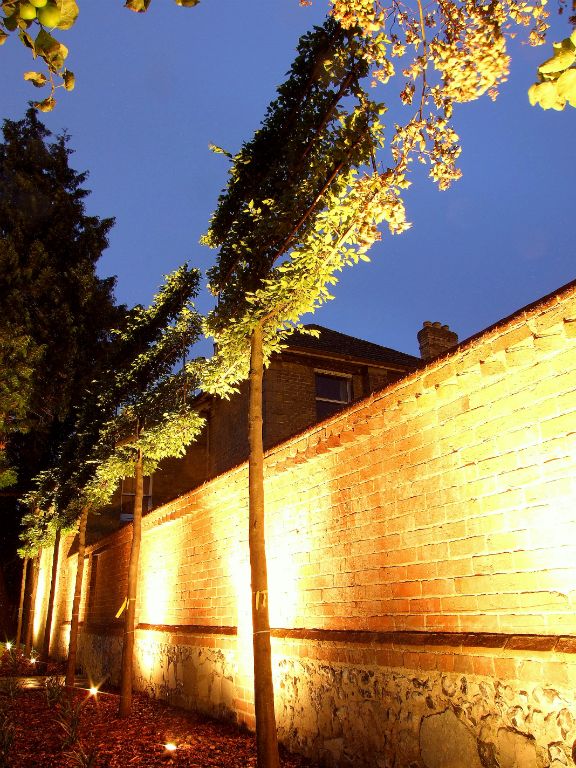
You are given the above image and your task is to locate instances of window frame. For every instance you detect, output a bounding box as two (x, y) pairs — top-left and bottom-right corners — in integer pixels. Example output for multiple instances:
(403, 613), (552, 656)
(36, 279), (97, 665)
(120, 474), (153, 522)
(314, 369), (353, 420)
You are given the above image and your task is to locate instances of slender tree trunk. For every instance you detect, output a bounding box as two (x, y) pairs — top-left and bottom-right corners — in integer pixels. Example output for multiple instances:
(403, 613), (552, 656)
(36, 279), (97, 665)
(119, 448), (143, 718)
(66, 507), (89, 687)
(15, 556), (28, 648)
(248, 324), (280, 768)
(42, 528), (61, 662)
(24, 554), (40, 656)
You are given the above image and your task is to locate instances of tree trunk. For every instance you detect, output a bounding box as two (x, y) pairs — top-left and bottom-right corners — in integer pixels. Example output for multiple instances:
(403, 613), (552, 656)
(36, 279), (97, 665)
(66, 507), (88, 687)
(42, 528), (61, 662)
(248, 324), (280, 768)
(119, 448), (143, 718)
(15, 556), (28, 648)
(24, 554), (40, 656)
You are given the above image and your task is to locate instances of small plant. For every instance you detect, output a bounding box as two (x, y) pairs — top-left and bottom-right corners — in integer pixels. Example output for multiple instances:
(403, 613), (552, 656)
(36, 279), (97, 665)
(0, 713), (15, 768)
(45, 675), (66, 708)
(55, 694), (84, 749)
(0, 678), (22, 700)
(0, 647), (36, 676)
(64, 741), (98, 767)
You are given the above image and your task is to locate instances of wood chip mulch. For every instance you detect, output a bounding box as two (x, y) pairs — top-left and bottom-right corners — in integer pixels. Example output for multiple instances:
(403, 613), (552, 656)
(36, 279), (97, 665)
(2, 685), (319, 767)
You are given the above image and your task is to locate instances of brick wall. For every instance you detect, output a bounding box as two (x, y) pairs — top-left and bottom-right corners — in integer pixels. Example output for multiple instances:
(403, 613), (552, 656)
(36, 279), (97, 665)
(36, 280), (576, 767)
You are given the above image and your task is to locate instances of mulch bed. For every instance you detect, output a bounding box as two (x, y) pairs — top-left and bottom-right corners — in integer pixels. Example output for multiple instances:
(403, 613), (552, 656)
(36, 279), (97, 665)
(1, 683), (319, 767)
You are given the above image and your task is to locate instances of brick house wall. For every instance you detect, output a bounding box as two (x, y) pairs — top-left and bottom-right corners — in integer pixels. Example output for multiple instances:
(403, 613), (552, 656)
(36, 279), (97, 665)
(34, 279), (576, 768)
(145, 345), (416, 502)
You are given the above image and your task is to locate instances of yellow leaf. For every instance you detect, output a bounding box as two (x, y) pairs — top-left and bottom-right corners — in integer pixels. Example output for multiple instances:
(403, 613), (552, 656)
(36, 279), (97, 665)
(557, 68), (576, 107)
(24, 70), (47, 87)
(34, 96), (56, 112)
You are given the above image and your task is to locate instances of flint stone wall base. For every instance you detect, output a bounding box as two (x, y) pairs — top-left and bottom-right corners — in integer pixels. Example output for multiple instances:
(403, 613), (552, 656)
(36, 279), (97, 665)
(76, 632), (576, 768)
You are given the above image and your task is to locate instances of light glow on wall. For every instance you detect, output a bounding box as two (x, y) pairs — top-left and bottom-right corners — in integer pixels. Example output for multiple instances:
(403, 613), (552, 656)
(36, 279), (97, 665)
(139, 520), (182, 626)
(137, 636), (159, 679)
(228, 542), (254, 681)
(220, 477), (311, 690)
(141, 567), (171, 626)
(266, 512), (307, 628)
(33, 560), (47, 643)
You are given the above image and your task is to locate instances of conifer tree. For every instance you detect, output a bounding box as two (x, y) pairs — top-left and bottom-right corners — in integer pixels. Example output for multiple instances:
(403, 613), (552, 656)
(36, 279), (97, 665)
(0, 108), (123, 495)
(0, 109), (124, 615)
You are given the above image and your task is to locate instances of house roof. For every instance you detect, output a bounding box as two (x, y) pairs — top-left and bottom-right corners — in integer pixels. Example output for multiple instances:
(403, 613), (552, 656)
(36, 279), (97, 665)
(285, 324), (422, 370)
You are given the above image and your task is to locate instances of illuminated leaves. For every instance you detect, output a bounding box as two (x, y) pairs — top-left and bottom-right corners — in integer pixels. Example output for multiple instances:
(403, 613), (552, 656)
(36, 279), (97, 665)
(202, 20), (415, 399)
(124, 0), (151, 11)
(23, 69), (47, 86)
(35, 95), (56, 111)
(57, 0), (79, 30)
(34, 27), (68, 68)
(4, 0), (198, 109)
(62, 67), (74, 89)
(530, 29), (576, 109)
(0, 0), (78, 109)
(538, 34), (576, 73)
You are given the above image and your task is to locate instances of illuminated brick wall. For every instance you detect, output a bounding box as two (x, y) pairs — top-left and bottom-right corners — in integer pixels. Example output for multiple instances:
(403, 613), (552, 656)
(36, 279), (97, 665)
(38, 279), (576, 767)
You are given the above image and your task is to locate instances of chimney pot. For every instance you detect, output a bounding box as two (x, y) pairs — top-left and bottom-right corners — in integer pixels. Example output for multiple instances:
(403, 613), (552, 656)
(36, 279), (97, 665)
(417, 321), (458, 360)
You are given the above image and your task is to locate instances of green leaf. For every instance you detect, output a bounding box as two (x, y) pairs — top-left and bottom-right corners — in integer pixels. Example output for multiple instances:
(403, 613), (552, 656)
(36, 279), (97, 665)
(174, 0), (200, 5)
(56, 0), (79, 30)
(124, 0), (151, 11)
(24, 70), (48, 87)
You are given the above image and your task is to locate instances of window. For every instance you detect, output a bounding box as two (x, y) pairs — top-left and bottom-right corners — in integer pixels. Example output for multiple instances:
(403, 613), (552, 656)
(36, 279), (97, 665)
(120, 475), (153, 521)
(315, 372), (352, 420)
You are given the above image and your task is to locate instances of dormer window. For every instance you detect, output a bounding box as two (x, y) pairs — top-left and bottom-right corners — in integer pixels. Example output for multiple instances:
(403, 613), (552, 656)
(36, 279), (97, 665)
(315, 371), (352, 420)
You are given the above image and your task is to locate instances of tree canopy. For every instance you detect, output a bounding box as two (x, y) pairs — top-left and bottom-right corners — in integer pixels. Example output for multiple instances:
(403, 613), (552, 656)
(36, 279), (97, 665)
(0, 0), (574, 112)
(16, 262), (205, 554)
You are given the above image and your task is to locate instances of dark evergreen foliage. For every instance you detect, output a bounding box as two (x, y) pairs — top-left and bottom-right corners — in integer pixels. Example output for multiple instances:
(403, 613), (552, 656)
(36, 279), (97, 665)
(0, 108), (124, 495)
(205, 18), (378, 321)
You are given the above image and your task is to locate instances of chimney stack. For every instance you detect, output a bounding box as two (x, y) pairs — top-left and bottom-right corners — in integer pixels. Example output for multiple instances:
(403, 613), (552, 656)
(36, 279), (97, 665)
(417, 321), (458, 361)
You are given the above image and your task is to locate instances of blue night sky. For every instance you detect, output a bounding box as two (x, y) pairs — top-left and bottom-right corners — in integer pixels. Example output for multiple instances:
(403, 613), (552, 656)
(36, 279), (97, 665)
(1, 0), (574, 358)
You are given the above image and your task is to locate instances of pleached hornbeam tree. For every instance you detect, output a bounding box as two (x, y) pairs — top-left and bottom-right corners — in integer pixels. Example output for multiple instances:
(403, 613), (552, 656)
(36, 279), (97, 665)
(41, 527), (60, 661)
(201, 17), (401, 767)
(19, 263), (205, 695)
(15, 555), (28, 648)
(83, 264), (206, 718)
(17, 498), (58, 657)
